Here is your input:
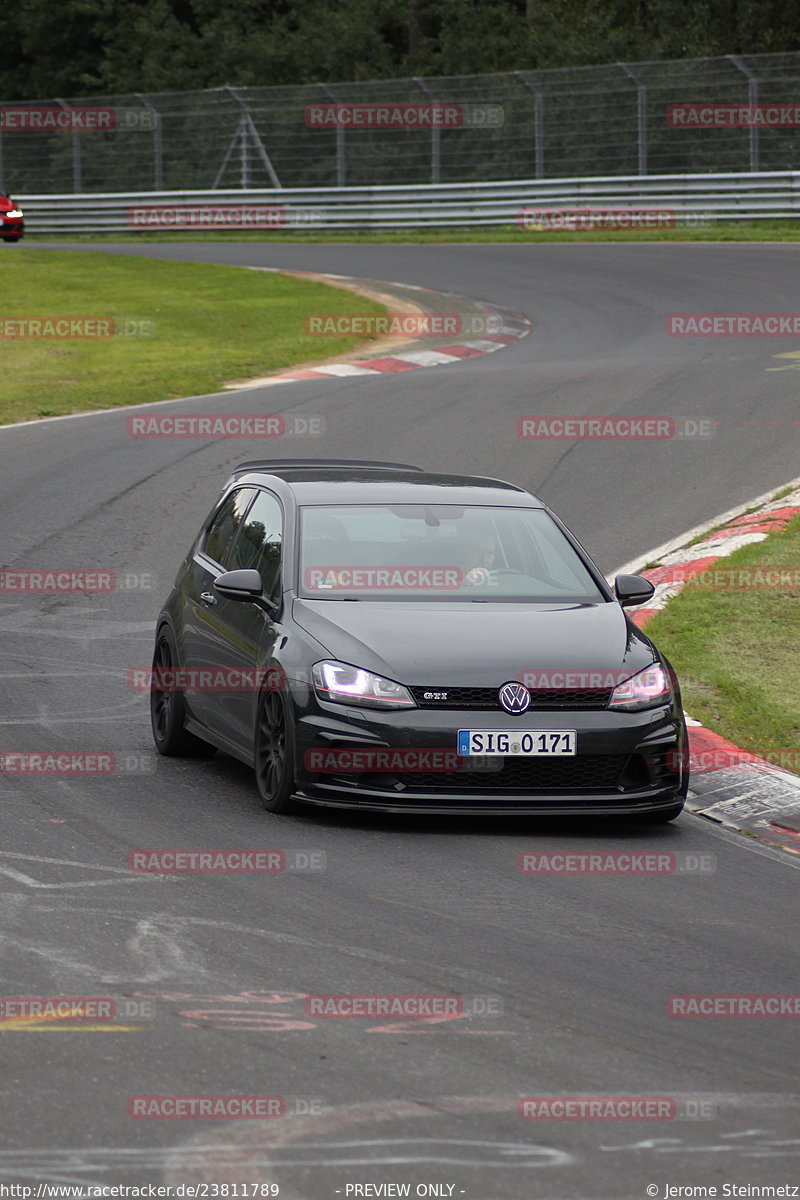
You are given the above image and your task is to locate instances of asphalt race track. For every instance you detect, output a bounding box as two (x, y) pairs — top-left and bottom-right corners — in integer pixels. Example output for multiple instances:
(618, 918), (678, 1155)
(1, 242), (798, 1198)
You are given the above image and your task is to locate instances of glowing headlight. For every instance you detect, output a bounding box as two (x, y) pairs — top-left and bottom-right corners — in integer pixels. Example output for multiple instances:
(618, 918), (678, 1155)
(608, 664), (673, 712)
(312, 661), (415, 710)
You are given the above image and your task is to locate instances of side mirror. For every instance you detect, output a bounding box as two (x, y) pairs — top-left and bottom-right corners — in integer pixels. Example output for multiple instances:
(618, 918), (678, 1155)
(214, 568), (264, 602)
(614, 573), (655, 608)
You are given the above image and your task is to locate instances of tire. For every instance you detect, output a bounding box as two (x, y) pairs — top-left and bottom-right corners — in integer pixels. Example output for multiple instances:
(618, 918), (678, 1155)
(254, 683), (297, 813)
(2, 237), (20, 243)
(150, 626), (216, 757)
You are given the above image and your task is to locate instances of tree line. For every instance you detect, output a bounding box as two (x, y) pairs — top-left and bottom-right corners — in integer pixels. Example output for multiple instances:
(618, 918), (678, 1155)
(1, 0), (798, 101)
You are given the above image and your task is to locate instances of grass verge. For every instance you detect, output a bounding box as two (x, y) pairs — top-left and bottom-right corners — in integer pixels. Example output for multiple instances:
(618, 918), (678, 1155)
(0, 250), (387, 425)
(19, 218), (800, 243)
(645, 515), (800, 772)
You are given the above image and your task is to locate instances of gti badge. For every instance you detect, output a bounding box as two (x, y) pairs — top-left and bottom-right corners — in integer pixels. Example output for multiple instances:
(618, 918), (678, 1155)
(498, 681), (531, 714)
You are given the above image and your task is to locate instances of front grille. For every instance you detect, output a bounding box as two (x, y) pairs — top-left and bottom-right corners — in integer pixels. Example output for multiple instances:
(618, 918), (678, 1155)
(397, 754), (627, 793)
(409, 685), (611, 710)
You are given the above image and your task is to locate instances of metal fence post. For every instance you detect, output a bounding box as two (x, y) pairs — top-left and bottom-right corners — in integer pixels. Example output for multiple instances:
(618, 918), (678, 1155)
(618, 63), (647, 175)
(515, 72), (545, 179)
(415, 77), (440, 184)
(241, 113), (249, 189)
(728, 55), (759, 172)
(56, 99), (81, 192)
(319, 84), (346, 186)
(219, 87), (282, 188)
(534, 88), (544, 179)
(136, 94), (162, 189)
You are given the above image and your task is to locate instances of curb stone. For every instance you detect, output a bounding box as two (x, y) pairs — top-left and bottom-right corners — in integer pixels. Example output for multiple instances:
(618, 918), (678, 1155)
(228, 270), (531, 389)
(615, 483), (800, 854)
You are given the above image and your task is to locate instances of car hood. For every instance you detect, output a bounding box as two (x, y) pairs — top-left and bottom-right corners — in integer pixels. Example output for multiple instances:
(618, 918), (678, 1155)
(291, 598), (656, 687)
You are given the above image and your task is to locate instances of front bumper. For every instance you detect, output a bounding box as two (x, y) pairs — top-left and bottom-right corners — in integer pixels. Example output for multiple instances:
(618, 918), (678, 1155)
(291, 695), (687, 815)
(1, 217), (24, 239)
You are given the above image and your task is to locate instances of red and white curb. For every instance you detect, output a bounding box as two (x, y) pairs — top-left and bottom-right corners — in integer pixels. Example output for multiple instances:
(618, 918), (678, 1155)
(232, 276), (531, 388)
(614, 479), (800, 853)
(0, 272), (530, 432)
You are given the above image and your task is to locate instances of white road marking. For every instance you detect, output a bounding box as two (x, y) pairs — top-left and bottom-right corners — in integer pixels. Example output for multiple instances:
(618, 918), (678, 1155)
(306, 363), (383, 376)
(115, 917), (209, 983)
(0, 867), (146, 890)
(0, 851), (144, 874)
(391, 350), (463, 366)
(611, 473), (800, 578)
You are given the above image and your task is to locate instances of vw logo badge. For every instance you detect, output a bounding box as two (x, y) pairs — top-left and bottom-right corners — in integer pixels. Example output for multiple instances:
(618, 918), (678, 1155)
(498, 681), (530, 714)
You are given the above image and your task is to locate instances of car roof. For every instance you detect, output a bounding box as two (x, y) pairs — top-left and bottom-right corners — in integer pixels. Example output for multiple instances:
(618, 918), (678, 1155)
(227, 460), (543, 507)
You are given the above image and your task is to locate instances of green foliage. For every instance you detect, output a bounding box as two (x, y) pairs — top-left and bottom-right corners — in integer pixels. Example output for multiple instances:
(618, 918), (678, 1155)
(3, 0), (800, 99)
(0, 250), (387, 424)
(645, 514), (800, 770)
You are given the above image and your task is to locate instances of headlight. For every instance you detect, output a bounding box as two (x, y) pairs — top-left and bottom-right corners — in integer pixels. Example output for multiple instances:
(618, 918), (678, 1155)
(608, 664), (672, 711)
(4, 210), (23, 218)
(312, 660), (415, 710)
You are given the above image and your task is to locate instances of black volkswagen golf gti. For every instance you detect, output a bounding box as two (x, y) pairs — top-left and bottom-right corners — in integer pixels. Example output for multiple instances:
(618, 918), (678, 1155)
(150, 460), (688, 820)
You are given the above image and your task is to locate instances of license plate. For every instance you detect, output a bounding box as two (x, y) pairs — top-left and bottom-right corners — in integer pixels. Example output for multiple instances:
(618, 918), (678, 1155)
(457, 730), (576, 756)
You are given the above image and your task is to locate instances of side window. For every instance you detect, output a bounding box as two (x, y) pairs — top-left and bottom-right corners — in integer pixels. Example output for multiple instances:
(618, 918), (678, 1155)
(229, 489), (283, 594)
(203, 488), (256, 568)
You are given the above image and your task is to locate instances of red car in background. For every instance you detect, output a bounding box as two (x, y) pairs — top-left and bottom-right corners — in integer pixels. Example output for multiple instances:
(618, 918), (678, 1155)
(1, 195), (24, 242)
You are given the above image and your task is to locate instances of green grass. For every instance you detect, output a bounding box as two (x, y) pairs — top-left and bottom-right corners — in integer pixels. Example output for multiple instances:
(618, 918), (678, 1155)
(0, 250), (387, 424)
(20, 218), (800, 244)
(646, 515), (800, 771)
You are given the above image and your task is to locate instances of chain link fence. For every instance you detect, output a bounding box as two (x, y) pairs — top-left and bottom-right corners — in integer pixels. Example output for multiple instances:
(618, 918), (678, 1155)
(3, 52), (800, 194)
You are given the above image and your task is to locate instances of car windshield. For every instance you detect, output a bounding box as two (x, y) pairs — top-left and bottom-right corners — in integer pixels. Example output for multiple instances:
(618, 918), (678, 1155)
(298, 504), (606, 602)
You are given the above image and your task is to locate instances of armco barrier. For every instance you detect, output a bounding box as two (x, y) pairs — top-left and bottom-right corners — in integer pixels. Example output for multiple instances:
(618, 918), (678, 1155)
(15, 171), (800, 232)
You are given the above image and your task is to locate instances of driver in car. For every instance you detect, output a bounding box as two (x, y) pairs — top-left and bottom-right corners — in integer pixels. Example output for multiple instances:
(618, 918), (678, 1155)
(463, 529), (498, 585)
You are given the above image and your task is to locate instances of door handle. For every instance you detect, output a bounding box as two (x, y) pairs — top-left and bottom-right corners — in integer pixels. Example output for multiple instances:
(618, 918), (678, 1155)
(199, 591), (217, 606)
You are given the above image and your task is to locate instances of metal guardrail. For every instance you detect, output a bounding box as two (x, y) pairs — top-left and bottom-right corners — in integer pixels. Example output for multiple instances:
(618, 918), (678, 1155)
(15, 172), (800, 232)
